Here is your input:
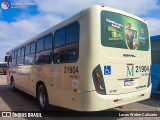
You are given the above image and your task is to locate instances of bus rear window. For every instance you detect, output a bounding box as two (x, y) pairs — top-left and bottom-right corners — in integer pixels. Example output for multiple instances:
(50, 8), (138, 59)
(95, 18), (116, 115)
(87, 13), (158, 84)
(101, 11), (149, 51)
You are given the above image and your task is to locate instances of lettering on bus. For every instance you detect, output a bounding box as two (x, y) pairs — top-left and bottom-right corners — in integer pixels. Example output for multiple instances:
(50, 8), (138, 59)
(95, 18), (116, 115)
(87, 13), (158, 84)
(64, 66), (79, 74)
(141, 73), (149, 76)
(127, 64), (150, 77)
(70, 75), (79, 79)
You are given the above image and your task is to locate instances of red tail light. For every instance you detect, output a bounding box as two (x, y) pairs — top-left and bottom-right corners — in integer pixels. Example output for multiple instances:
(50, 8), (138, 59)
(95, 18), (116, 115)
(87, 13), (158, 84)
(141, 94), (144, 96)
(93, 65), (106, 95)
(114, 99), (119, 102)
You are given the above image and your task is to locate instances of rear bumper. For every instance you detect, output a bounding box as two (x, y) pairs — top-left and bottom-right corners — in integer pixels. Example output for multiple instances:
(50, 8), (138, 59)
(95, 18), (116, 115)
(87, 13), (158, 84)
(83, 84), (152, 111)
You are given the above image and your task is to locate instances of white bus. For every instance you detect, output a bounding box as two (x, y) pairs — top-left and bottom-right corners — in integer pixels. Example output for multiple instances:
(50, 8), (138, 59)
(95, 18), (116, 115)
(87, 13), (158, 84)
(5, 5), (151, 111)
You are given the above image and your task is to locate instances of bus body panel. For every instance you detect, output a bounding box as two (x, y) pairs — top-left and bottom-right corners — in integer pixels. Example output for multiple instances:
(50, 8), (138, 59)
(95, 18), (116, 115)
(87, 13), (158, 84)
(46, 63), (83, 111)
(6, 5), (151, 111)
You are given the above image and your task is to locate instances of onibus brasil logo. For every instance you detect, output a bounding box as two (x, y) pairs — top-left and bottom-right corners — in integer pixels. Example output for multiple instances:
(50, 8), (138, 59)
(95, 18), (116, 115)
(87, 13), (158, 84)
(1, 1), (10, 9)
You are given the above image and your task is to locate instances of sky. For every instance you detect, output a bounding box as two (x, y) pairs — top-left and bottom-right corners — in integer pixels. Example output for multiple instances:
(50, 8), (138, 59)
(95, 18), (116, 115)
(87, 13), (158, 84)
(0, 0), (160, 61)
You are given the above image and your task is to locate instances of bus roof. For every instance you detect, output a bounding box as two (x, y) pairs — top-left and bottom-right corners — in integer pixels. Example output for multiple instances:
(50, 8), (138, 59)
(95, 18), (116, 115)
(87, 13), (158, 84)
(150, 35), (160, 41)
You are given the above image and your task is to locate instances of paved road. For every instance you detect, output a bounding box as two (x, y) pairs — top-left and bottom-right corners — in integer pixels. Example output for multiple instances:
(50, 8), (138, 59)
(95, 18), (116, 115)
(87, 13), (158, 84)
(0, 74), (160, 120)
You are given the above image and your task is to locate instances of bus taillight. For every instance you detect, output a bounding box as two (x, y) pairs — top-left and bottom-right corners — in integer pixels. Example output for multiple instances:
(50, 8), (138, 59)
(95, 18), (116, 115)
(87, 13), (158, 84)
(92, 65), (106, 95)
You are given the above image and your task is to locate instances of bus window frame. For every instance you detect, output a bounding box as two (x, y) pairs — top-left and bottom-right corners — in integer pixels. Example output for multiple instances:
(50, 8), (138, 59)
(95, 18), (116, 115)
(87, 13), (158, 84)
(24, 42), (36, 65)
(44, 34), (53, 51)
(12, 50), (18, 66)
(35, 33), (53, 65)
(53, 21), (80, 64)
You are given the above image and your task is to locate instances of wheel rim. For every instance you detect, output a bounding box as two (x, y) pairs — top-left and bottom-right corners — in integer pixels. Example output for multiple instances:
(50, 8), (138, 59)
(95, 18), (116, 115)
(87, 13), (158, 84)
(39, 89), (46, 108)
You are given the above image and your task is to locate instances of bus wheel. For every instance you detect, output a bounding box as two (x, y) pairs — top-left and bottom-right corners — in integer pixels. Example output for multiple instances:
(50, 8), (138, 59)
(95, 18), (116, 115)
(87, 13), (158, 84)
(37, 84), (49, 111)
(11, 78), (16, 92)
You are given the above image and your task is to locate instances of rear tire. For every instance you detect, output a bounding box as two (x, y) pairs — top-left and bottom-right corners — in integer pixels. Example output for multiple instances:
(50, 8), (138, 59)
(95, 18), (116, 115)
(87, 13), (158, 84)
(37, 84), (49, 111)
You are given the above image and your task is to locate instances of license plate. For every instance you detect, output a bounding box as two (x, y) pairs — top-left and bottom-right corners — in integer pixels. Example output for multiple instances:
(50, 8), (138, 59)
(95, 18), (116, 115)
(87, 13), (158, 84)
(124, 80), (134, 86)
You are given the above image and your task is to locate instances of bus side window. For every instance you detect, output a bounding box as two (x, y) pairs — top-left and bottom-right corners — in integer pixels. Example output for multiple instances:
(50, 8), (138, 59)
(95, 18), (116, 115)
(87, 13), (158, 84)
(44, 35), (53, 63)
(54, 29), (65, 48)
(66, 23), (79, 44)
(17, 47), (25, 65)
(21, 47), (25, 57)
(10, 50), (17, 66)
(17, 48), (21, 58)
(12, 50), (18, 66)
(21, 47), (25, 64)
(65, 23), (79, 62)
(25, 43), (35, 65)
(11, 51), (14, 66)
(66, 49), (78, 62)
(53, 22), (79, 63)
(25, 44), (31, 64)
(36, 38), (44, 64)
(54, 53), (60, 63)
(53, 29), (65, 63)
(53, 49), (67, 63)
(36, 34), (53, 64)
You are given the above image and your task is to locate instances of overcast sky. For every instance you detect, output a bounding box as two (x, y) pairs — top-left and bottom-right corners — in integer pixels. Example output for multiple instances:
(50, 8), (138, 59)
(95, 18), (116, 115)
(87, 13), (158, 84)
(0, 0), (160, 61)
